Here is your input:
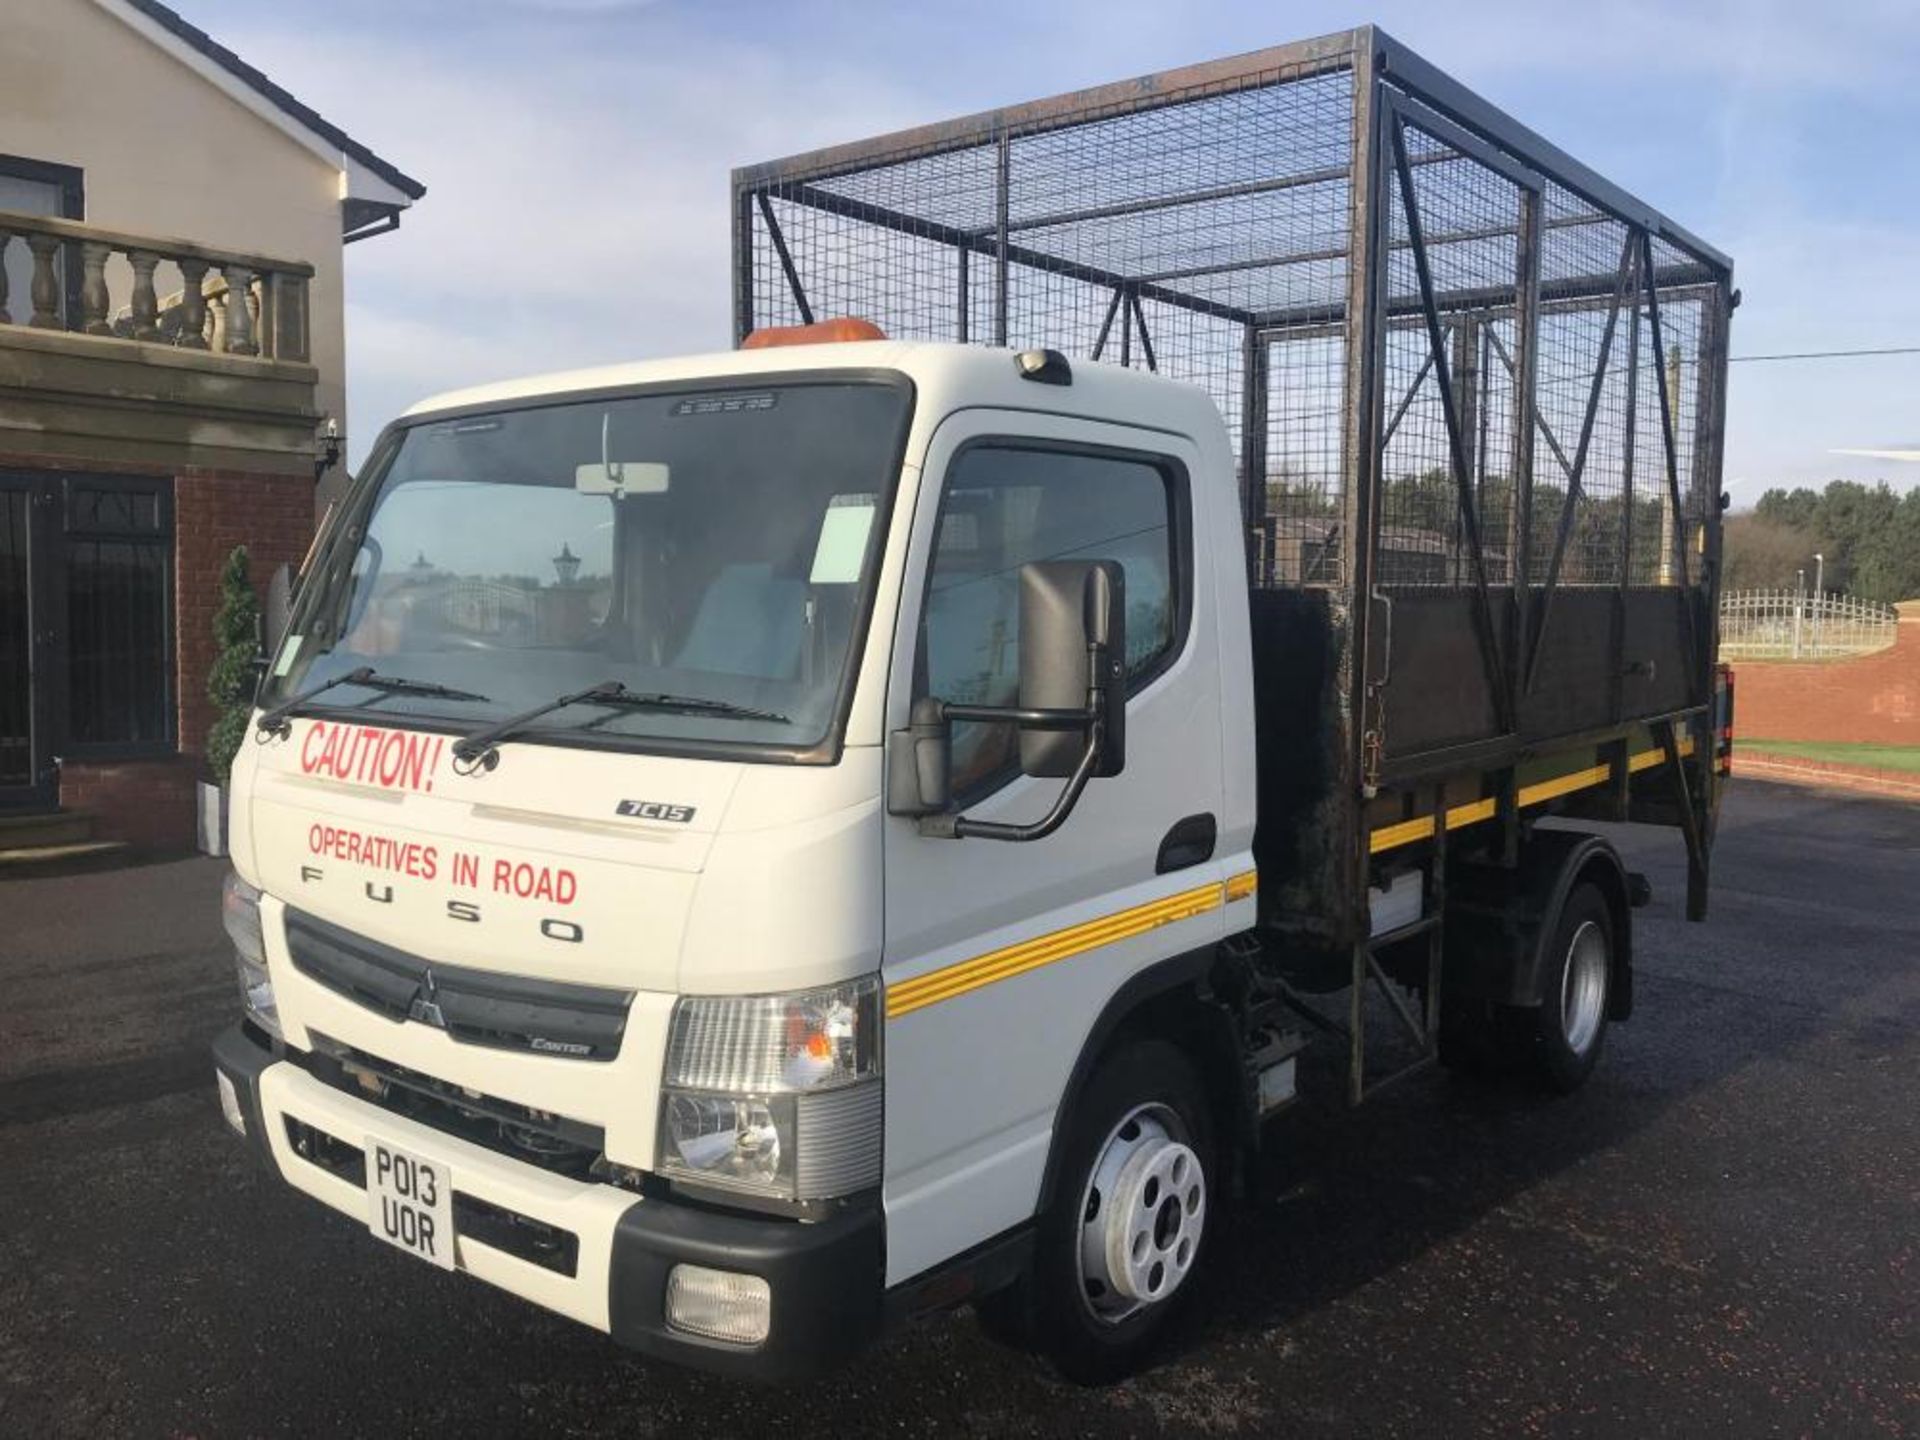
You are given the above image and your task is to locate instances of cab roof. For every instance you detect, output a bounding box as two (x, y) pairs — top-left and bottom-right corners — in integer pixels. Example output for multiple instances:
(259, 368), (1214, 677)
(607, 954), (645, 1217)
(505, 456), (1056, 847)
(398, 340), (1220, 439)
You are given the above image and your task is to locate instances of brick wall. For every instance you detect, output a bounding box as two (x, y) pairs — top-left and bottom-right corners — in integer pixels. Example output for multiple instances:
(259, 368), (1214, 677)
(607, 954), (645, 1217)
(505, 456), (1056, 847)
(1735, 604), (1920, 745)
(174, 468), (314, 759)
(56, 756), (198, 850)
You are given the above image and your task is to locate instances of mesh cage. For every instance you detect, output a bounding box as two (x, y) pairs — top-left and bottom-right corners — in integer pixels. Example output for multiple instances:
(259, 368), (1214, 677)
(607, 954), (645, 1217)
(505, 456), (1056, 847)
(1371, 116), (1529, 587)
(734, 29), (1731, 605)
(1531, 183), (1636, 585)
(742, 46), (1358, 551)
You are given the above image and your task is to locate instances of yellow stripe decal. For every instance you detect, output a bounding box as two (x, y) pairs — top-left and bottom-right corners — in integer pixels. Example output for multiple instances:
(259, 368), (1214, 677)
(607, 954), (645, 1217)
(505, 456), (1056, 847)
(1519, 762), (1613, 807)
(1369, 738), (1695, 856)
(887, 880), (1224, 1020)
(1446, 797), (1498, 829)
(1369, 814), (1436, 853)
(1225, 868), (1259, 903)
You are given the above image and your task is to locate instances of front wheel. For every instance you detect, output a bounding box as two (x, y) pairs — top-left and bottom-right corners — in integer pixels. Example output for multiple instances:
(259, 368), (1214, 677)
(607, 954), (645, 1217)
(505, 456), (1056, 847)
(979, 1039), (1217, 1385)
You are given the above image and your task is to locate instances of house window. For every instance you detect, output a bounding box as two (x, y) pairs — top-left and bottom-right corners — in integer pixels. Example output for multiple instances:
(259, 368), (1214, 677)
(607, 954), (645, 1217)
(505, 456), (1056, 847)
(62, 479), (173, 751)
(919, 442), (1187, 797)
(0, 154), (84, 327)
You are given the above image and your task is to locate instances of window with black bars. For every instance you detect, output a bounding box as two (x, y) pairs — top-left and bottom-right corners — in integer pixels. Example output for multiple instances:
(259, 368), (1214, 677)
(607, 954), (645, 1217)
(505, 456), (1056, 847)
(63, 480), (173, 750)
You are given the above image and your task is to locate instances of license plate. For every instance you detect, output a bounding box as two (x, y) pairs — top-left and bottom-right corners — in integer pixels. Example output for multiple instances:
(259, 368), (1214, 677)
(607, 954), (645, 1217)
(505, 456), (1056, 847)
(366, 1139), (454, 1271)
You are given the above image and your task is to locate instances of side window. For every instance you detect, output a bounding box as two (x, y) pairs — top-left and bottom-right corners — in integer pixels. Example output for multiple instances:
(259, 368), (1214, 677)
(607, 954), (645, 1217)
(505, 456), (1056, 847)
(921, 444), (1183, 796)
(0, 155), (85, 328)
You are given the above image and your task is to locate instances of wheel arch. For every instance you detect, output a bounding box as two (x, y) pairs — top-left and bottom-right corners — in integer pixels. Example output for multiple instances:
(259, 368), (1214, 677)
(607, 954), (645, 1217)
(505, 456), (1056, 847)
(1446, 828), (1636, 1020)
(1519, 829), (1635, 1021)
(1033, 944), (1245, 1218)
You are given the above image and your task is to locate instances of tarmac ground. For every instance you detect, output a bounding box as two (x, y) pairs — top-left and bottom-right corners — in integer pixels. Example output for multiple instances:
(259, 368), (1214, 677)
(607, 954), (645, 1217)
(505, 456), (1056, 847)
(1, 779), (1914, 1437)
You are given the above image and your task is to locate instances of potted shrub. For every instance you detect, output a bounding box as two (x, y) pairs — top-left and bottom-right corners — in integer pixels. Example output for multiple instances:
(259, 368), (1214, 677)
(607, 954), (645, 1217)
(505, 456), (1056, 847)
(200, 545), (259, 856)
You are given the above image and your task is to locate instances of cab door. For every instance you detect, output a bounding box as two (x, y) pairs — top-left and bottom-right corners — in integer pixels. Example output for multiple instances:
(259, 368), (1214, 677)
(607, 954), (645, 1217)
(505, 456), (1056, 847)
(878, 409), (1234, 1285)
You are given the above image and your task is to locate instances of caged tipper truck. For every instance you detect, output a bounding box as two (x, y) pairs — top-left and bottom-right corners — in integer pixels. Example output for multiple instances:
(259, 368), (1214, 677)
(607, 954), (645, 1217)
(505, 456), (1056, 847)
(212, 28), (1737, 1382)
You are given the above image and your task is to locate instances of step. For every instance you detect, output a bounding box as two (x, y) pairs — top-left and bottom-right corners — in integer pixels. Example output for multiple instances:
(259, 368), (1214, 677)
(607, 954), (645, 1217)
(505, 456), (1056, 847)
(0, 838), (130, 873)
(0, 809), (94, 849)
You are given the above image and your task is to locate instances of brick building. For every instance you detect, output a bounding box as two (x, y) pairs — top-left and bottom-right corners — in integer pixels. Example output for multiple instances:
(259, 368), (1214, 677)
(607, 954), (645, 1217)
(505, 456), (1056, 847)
(0, 0), (423, 853)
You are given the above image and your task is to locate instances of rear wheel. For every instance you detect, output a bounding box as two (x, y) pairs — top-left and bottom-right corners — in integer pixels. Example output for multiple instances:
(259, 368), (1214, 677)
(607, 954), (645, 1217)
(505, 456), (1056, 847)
(977, 1039), (1216, 1384)
(1528, 882), (1613, 1092)
(1440, 879), (1616, 1092)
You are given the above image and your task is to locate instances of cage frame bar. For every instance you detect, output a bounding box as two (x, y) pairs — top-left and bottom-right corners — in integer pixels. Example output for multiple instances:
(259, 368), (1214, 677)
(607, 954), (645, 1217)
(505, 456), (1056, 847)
(1641, 229), (1700, 682)
(1522, 231), (1637, 693)
(765, 180), (1261, 329)
(733, 27), (1729, 273)
(1386, 101), (1516, 732)
(754, 191), (815, 327)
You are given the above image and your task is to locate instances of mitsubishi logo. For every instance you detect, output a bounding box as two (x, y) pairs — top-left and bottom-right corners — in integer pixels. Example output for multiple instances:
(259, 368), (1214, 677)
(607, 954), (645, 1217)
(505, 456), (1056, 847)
(408, 968), (448, 1029)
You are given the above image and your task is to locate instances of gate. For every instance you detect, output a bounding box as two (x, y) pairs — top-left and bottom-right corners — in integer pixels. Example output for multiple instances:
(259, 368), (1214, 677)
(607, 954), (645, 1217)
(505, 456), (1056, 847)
(0, 472), (175, 810)
(0, 478), (53, 807)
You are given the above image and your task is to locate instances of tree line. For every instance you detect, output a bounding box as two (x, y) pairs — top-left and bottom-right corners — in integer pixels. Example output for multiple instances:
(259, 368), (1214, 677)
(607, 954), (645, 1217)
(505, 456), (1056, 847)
(1725, 480), (1920, 602)
(1265, 469), (1920, 601)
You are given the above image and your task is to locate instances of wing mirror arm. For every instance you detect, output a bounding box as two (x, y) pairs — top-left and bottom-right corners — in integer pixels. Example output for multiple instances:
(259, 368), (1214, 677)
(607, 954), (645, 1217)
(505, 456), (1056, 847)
(912, 643), (1110, 842)
(929, 722), (1105, 841)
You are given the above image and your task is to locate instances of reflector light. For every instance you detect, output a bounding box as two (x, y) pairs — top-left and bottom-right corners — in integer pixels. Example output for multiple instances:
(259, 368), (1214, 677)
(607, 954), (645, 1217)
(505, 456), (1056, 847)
(741, 317), (887, 349)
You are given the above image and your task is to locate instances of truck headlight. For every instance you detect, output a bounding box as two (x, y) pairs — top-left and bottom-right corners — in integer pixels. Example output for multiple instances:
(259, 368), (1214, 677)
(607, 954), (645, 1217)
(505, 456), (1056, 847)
(222, 871), (279, 1039)
(658, 976), (881, 1201)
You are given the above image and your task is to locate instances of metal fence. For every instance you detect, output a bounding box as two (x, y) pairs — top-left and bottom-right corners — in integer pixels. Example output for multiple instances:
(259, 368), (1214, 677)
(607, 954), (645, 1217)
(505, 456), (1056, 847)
(731, 25), (1732, 605)
(1719, 589), (1899, 661)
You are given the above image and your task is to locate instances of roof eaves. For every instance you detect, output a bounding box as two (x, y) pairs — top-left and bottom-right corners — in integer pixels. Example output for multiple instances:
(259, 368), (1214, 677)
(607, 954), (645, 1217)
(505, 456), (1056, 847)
(120, 0), (426, 202)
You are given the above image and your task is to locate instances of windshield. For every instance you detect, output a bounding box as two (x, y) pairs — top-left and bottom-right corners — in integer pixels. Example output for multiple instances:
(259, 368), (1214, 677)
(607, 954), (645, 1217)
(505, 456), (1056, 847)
(267, 378), (910, 756)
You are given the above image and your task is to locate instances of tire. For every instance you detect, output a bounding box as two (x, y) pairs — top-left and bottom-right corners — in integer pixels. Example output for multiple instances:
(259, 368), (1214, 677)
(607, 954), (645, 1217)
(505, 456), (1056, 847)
(983, 1038), (1218, 1385)
(1525, 881), (1614, 1092)
(1441, 881), (1615, 1091)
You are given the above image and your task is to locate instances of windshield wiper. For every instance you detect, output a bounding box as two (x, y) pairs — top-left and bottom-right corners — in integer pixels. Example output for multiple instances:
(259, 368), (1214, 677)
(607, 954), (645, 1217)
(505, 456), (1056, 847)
(451, 680), (789, 769)
(256, 667), (490, 737)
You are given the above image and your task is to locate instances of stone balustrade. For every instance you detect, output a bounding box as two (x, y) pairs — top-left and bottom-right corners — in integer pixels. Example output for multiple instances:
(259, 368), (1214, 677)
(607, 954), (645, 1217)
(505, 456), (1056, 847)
(0, 209), (312, 363)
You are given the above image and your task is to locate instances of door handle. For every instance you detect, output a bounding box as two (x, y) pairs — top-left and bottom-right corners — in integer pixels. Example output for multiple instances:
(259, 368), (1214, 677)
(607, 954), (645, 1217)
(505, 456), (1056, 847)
(1155, 813), (1217, 875)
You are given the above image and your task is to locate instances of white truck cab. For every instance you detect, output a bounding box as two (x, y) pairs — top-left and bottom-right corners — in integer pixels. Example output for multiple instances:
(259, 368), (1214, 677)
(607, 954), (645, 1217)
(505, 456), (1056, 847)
(213, 337), (1258, 1380)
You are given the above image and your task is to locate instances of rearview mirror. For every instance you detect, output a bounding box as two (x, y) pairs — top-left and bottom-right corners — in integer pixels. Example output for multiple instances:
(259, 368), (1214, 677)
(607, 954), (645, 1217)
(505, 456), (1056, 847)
(575, 461), (669, 496)
(1018, 560), (1126, 779)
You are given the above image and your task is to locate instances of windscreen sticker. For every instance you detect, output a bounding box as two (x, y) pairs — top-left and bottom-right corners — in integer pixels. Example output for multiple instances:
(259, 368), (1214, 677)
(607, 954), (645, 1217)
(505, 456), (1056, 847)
(810, 494), (877, 584)
(669, 391), (777, 417)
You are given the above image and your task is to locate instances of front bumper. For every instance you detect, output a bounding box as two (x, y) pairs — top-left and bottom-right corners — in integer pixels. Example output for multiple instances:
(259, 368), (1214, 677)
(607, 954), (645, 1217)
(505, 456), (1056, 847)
(211, 1024), (883, 1380)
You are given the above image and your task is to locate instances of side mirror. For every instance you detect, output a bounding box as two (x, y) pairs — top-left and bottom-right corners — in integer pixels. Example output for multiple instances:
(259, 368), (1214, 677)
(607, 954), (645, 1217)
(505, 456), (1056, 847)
(886, 559), (1126, 840)
(264, 563), (294, 653)
(1017, 560), (1126, 779)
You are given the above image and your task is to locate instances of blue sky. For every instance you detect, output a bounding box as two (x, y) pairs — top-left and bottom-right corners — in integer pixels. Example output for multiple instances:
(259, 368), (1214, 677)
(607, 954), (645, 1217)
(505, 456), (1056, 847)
(186, 0), (1920, 500)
